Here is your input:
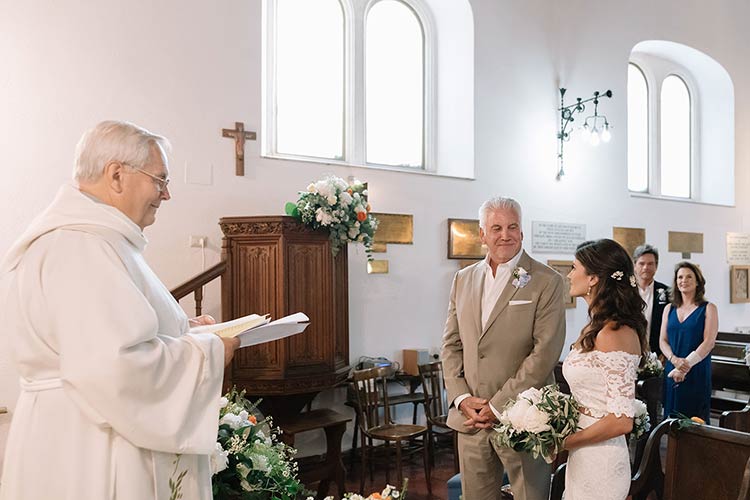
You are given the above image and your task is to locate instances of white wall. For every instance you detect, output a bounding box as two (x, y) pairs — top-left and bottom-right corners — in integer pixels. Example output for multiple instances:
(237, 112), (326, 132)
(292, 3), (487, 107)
(1, 0), (749, 464)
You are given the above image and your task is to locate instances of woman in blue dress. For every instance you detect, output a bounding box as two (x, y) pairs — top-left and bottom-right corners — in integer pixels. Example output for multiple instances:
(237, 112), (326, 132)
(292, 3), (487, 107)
(659, 261), (718, 422)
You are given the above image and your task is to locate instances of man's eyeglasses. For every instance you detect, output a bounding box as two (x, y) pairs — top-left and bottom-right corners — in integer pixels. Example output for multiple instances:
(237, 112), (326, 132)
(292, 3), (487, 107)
(127, 165), (170, 193)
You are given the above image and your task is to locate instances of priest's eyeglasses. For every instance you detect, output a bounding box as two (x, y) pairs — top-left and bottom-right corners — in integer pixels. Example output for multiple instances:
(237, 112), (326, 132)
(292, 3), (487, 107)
(128, 165), (170, 193)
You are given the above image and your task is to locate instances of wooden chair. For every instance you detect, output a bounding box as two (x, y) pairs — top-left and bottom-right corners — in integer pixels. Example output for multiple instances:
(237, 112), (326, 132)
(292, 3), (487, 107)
(418, 361), (459, 473)
(350, 367), (431, 495)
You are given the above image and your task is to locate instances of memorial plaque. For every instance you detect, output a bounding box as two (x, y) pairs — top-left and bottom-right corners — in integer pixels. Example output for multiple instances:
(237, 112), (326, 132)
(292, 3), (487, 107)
(532, 222), (586, 253)
(547, 260), (576, 308)
(668, 231), (703, 258)
(371, 213), (413, 245)
(727, 233), (750, 265)
(367, 260), (389, 274)
(448, 219), (487, 260)
(613, 227), (646, 259)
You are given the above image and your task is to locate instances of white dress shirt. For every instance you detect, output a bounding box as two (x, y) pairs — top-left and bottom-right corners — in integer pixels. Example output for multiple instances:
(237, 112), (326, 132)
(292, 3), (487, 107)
(638, 281), (654, 333)
(456, 249), (524, 420)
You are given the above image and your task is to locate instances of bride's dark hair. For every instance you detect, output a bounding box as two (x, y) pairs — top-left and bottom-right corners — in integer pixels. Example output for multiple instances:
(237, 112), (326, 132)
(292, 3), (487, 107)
(574, 239), (649, 355)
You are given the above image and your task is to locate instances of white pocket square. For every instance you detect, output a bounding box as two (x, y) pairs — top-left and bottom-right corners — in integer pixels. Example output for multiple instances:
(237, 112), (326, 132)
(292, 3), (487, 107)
(509, 300), (533, 306)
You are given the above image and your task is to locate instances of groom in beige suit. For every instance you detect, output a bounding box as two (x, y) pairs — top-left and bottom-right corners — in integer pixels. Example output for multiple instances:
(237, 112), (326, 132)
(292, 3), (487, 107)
(441, 196), (566, 500)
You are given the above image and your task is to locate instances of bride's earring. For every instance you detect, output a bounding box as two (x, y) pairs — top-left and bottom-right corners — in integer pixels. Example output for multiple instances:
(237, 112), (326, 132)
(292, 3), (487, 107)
(586, 285), (592, 297)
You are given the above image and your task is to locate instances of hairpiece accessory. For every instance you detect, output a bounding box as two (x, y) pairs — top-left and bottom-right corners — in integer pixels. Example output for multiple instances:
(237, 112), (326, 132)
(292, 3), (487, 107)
(610, 270), (624, 280)
(629, 275), (637, 288)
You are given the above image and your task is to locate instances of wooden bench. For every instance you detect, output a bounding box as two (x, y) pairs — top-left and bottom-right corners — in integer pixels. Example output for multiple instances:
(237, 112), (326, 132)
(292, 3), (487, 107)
(277, 408), (352, 500)
(712, 331), (750, 414)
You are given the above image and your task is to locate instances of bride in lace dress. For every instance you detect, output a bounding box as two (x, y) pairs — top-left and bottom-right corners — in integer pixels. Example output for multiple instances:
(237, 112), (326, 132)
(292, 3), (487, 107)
(561, 239), (649, 500)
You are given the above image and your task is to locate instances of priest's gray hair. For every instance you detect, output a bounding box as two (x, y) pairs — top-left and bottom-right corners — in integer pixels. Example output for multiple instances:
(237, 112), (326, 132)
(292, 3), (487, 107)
(478, 196), (523, 229)
(73, 120), (171, 182)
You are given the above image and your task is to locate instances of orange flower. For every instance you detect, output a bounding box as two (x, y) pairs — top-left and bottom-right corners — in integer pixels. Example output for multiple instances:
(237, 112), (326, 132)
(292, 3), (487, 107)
(347, 188), (353, 195)
(691, 416), (706, 424)
(366, 203), (371, 212)
(370, 494), (383, 499)
(249, 415), (257, 424)
(357, 211), (367, 222)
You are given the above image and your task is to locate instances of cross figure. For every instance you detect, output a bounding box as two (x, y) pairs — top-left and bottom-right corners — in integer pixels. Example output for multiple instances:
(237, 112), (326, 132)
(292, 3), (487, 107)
(222, 122), (256, 176)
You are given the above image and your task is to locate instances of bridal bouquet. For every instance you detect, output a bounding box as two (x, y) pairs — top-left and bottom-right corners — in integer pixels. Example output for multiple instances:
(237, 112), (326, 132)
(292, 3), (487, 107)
(631, 399), (651, 440)
(212, 388), (301, 500)
(285, 175), (379, 260)
(493, 385), (579, 463)
(637, 352), (664, 379)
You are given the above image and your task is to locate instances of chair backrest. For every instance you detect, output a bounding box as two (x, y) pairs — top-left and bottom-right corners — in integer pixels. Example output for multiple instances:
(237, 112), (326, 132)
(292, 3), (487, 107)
(663, 421), (750, 499)
(418, 361), (448, 425)
(721, 405), (750, 433)
(351, 366), (394, 432)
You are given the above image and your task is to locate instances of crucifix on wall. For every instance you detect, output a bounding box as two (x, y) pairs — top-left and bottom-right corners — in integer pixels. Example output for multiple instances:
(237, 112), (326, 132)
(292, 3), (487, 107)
(222, 121), (256, 176)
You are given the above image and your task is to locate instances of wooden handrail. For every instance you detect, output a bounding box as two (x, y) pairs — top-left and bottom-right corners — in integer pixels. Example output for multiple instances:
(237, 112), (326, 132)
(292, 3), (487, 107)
(170, 260), (227, 316)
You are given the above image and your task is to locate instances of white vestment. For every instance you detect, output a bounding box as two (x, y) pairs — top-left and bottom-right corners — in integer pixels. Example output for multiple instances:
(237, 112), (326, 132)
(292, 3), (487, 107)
(0, 184), (225, 499)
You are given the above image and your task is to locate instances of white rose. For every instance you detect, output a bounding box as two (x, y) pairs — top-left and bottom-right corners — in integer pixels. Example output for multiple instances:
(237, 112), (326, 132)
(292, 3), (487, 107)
(518, 387), (543, 405)
(218, 397), (228, 408)
(219, 412), (242, 430)
(315, 180), (332, 197)
(307, 183), (316, 193)
(326, 194), (337, 205)
(506, 399), (532, 430)
(209, 442), (229, 475)
(315, 207), (334, 226)
(339, 191), (352, 206)
(633, 399), (648, 416)
(523, 406), (551, 433)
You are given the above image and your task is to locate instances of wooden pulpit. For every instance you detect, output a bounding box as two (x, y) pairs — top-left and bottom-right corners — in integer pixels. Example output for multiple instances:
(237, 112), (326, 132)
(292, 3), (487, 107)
(219, 216), (350, 417)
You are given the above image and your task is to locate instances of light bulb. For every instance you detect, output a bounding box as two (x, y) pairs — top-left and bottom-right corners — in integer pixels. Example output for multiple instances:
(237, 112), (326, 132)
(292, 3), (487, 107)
(590, 130), (601, 146)
(601, 125), (612, 143)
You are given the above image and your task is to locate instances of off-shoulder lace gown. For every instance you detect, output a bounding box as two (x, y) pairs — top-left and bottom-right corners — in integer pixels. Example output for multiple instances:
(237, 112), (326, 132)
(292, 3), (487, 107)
(561, 349), (641, 500)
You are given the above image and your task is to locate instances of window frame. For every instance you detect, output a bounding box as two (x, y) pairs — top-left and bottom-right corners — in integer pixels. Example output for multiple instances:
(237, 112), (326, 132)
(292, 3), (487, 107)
(262, 0), (436, 172)
(628, 55), (701, 201)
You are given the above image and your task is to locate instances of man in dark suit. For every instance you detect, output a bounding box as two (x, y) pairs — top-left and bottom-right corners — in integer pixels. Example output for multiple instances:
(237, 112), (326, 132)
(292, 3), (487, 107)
(633, 244), (669, 355)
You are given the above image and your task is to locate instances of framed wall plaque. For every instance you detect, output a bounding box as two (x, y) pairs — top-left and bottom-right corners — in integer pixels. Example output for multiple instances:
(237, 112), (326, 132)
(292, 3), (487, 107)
(448, 219), (487, 260)
(547, 260), (575, 308)
(730, 265), (750, 303)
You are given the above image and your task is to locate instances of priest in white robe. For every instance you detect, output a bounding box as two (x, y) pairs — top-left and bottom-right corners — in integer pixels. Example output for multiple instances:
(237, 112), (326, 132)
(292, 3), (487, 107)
(0, 121), (240, 499)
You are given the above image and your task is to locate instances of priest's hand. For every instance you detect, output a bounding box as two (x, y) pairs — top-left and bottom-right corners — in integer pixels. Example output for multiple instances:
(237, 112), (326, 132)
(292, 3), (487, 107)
(189, 314), (216, 327)
(218, 336), (241, 367)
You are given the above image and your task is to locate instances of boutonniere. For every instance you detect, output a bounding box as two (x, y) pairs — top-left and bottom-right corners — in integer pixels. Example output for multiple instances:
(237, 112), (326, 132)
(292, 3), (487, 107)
(657, 288), (668, 304)
(512, 266), (531, 288)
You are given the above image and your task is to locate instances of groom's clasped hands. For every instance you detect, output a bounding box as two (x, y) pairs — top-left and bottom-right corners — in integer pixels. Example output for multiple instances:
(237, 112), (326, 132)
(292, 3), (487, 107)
(459, 396), (498, 429)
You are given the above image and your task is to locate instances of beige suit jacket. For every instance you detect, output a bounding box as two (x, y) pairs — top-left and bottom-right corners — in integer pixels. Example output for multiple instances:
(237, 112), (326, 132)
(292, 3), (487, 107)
(441, 251), (566, 433)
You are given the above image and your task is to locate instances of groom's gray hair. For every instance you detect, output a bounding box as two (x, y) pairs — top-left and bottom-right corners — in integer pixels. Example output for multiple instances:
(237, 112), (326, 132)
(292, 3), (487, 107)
(478, 196), (523, 229)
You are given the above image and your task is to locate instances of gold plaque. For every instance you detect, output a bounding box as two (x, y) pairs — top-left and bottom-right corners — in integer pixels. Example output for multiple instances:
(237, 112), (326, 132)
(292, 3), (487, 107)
(448, 219), (487, 260)
(668, 231), (703, 254)
(613, 227), (646, 259)
(367, 260), (389, 274)
(731, 265), (750, 303)
(547, 260), (576, 308)
(371, 242), (388, 253)
(371, 213), (413, 245)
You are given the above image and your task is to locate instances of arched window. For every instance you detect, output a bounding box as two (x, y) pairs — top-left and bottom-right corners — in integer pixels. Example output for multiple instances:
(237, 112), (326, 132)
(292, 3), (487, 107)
(264, 0), (474, 178)
(627, 63), (649, 193)
(628, 41), (734, 205)
(659, 75), (691, 198)
(365, 0), (424, 168)
(273, 0), (345, 160)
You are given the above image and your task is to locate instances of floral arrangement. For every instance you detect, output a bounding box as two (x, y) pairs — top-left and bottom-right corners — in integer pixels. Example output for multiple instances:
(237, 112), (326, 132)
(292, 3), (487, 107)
(493, 385), (580, 463)
(212, 388), (301, 500)
(285, 175), (379, 261)
(310, 481), (407, 500)
(637, 352), (664, 379)
(631, 399), (651, 440)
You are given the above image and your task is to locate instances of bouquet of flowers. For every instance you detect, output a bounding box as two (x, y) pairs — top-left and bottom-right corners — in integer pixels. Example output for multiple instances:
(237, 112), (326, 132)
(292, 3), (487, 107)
(285, 175), (379, 261)
(310, 481), (407, 500)
(212, 388), (301, 500)
(493, 385), (579, 463)
(631, 399), (651, 440)
(637, 352), (664, 379)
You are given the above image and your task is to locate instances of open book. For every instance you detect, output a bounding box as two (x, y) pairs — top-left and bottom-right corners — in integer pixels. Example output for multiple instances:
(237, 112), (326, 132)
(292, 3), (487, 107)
(190, 312), (310, 348)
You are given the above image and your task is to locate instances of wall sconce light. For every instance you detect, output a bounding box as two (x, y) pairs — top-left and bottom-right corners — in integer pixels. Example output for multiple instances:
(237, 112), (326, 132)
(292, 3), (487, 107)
(557, 87), (613, 179)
